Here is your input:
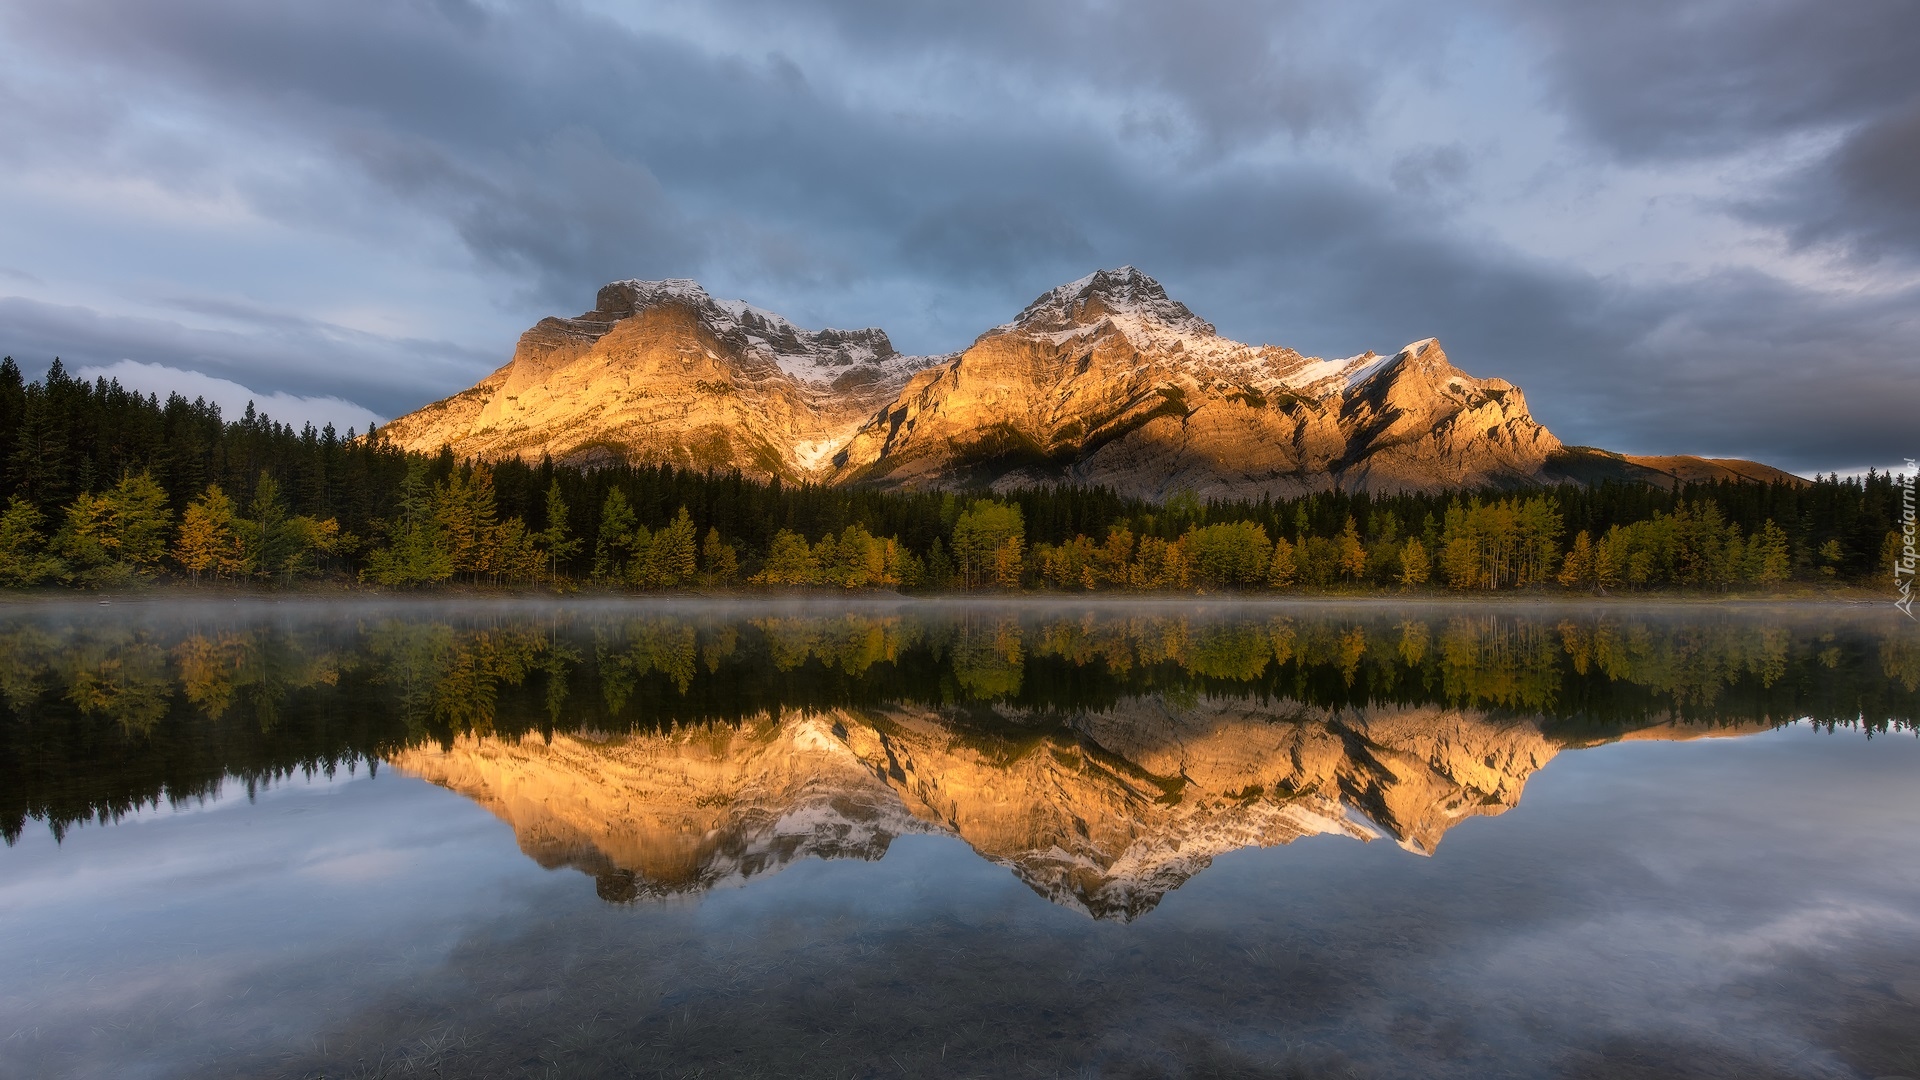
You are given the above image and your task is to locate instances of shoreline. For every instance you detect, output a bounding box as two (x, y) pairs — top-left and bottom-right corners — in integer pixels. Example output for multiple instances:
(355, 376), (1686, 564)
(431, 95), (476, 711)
(0, 582), (1894, 609)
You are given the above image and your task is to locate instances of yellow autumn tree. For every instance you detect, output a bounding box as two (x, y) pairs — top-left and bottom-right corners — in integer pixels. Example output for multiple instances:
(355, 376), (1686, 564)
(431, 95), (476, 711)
(175, 484), (245, 582)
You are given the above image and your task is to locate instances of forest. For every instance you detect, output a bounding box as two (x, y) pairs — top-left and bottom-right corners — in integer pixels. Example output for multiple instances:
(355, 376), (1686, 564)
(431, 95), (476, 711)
(0, 358), (1906, 593)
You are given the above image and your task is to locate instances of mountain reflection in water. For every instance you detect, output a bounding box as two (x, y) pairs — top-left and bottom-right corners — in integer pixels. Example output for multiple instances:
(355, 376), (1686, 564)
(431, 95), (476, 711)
(4, 601), (1915, 919)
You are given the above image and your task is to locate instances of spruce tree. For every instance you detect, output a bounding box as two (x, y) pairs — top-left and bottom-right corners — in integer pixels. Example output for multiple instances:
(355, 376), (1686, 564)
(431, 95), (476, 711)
(0, 496), (58, 586)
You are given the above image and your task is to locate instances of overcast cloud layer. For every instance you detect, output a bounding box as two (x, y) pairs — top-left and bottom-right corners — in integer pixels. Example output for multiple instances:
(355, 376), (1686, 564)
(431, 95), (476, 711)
(1, 0), (1915, 473)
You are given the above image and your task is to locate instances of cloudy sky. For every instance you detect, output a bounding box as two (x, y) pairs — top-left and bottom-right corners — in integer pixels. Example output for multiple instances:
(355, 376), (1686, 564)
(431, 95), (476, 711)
(1, 0), (1915, 473)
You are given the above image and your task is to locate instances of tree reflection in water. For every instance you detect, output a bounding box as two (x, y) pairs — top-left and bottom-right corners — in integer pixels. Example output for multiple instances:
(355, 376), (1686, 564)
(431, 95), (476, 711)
(2, 601), (1914, 915)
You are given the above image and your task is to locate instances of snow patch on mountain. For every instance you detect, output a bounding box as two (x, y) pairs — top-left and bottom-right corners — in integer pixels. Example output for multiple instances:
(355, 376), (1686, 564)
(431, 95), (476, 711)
(1002, 265), (1217, 338)
(600, 278), (944, 390)
(996, 268), (1411, 403)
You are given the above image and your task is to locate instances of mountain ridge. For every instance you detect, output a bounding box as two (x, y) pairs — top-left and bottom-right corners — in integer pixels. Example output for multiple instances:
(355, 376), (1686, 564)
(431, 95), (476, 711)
(379, 268), (1800, 495)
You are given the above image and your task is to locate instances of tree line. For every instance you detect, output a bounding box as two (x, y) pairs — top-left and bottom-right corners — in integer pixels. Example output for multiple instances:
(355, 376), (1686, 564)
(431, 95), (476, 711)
(0, 357), (1904, 592)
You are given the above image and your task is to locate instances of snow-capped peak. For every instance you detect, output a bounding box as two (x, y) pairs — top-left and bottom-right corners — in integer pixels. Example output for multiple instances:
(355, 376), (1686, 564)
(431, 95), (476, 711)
(1005, 266), (1216, 337)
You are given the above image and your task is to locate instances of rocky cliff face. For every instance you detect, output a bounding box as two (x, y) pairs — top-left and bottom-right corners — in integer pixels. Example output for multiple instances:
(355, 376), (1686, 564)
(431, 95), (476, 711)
(833, 268), (1561, 497)
(377, 279), (948, 479)
(390, 696), (1568, 919)
(381, 267), (1790, 495)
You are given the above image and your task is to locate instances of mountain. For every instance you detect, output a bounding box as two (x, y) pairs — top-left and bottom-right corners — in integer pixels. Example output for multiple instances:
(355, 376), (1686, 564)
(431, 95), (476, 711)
(379, 279), (950, 477)
(391, 697), (1570, 920)
(1542, 447), (1806, 488)
(834, 268), (1563, 497)
(380, 268), (1795, 495)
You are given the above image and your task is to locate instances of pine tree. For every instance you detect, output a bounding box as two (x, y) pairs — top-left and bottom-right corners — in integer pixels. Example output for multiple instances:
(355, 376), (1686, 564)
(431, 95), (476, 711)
(1817, 538), (1845, 578)
(700, 526), (739, 584)
(924, 537), (956, 590)
(429, 465), (499, 579)
(535, 480), (580, 582)
(363, 462), (453, 586)
(754, 529), (817, 586)
(107, 471), (173, 576)
(243, 473), (292, 578)
(1186, 521), (1271, 589)
(53, 493), (117, 585)
(1750, 520), (1792, 585)
(952, 501), (1024, 590)
(644, 507), (698, 587)
(1595, 526), (1629, 589)
(0, 496), (59, 586)
(592, 489), (637, 582)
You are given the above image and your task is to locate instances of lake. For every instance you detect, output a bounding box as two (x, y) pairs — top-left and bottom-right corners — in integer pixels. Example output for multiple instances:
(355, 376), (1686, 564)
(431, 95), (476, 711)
(2, 599), (1916, 1079)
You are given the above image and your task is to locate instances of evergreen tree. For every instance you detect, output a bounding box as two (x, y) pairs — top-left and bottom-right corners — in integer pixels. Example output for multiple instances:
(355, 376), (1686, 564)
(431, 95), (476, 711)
(434, 464), (500, 579)
(952, 500), (1024, 590)
(53, 492), (115, 584)
(1750, 521), (1792, 585)
(755, 529), (816, 586)
(242, 473), (294, 578)
(1187, 521), (1271, 589)
(1817, 538), (1845, 578)
(700, 526), (739, 585)
(105, 471), (173, 575)
(364, 462), (453, 586)
(0, 496), (59, 586)
(535, 480), (580, 582)
(592, 488), (637, 582)
(641, 507), (698, 588)
(924, 537), (956, 590)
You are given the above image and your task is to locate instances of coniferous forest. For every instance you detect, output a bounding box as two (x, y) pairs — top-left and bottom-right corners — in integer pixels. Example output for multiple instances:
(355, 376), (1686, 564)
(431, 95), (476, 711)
(0, 358), (1906, 593)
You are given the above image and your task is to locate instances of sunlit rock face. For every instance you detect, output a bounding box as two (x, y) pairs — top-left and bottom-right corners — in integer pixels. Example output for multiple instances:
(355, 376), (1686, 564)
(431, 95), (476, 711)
(391, 697), (1568, 919)
(834, 269), (1563, 497)
(377, 280), (949, 480)
(380, 267), (1798, 494)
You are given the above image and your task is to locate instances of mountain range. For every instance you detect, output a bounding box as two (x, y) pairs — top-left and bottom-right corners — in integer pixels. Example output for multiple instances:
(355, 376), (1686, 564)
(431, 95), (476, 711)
(380, 268), (1798, 497)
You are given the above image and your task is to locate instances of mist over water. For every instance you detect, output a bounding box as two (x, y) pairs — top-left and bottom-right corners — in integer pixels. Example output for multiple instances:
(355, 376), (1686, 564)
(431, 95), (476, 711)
(2, 599), (1917, 1078)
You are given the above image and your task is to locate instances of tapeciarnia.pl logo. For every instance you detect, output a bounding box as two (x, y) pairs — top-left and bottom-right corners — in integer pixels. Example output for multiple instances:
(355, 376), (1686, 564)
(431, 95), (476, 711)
(1898, 459), (1917, 619)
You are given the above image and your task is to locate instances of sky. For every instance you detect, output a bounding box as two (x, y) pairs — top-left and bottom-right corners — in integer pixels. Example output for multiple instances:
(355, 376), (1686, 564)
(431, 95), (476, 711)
(0, 0), (1915, 475)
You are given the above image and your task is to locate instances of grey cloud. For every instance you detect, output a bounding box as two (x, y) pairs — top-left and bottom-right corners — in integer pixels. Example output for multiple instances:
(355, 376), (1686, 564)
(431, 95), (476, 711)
(706, 0), (1402, 148)
(0, 297), (490, 417)
(1769, 98), (1920, 261)
(1389, 144), (1471, 197)
(1508, 0), (1920, 161)
(0, 0), (1913, 472)
(898, 198), (1093, 285)
(344, 126), (705, 305)
(1600, 273), (1920, 471)
(1507, 0), (1920, 262)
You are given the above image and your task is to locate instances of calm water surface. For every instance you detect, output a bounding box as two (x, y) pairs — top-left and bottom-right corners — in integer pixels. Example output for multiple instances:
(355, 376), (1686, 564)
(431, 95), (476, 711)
(1, 599), (1917, 1079)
